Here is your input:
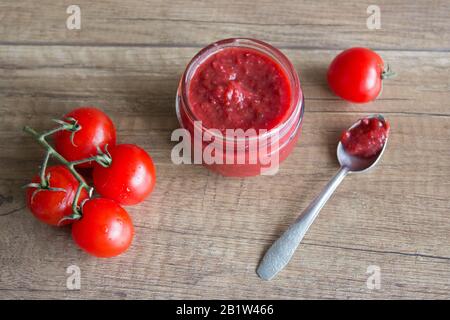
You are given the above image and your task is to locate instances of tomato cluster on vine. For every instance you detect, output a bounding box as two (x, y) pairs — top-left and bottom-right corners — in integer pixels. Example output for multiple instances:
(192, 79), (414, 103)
(24, 107), (156, 258)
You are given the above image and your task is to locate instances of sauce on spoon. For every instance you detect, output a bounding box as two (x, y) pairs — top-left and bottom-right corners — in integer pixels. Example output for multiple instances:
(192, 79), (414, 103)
(340, 117), (390, 158)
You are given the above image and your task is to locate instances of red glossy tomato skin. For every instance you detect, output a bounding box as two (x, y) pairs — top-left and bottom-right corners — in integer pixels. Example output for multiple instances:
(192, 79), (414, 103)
(54, 107), (116, 168)
(327, 47), (384, 103)
(26, 165), (88, 226)
(72, 198), (134, 258)
(93, 144), (156, 206)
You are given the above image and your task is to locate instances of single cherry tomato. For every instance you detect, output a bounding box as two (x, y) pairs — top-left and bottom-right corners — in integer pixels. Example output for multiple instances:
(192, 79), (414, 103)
(92, 144), (156, 206)
(54, 107), (116, 168)
(26, 165), (88, 226)
(341, 117), (390, 158)
(327, 47), (394, 103)
(72, 198), (134, 258)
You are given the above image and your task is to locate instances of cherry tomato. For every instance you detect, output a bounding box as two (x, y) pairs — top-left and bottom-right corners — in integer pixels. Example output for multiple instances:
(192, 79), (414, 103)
(327, 47), (392, 103)
(54, 107), (116, 168)
(26, 165), (88, 226)
(72, 198), (134, 258)
(93, 144), (156, 206)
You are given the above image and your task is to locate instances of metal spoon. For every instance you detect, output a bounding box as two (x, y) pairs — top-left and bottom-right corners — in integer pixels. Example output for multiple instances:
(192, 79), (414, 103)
(257, 114), (389, 280)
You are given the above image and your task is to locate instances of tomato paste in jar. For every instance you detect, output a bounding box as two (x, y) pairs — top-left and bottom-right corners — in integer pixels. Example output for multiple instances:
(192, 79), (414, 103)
(176, 38), (304, 177)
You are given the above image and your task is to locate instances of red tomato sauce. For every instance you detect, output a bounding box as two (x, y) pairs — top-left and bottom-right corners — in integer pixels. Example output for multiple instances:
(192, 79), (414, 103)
(341, 117), (390, 158)
(187, 47), (292, 131)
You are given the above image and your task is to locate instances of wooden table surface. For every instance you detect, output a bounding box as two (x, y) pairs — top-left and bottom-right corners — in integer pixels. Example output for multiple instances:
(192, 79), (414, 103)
(1, 0), (449, 300)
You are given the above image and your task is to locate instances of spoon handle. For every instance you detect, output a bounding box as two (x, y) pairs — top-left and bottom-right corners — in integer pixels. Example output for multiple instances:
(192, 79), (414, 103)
(257, 166), (349, 280)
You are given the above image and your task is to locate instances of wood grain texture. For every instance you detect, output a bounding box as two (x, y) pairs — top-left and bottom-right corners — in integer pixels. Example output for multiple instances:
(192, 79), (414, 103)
(0, 0), (449, 299)
(0, 0), (449, 50)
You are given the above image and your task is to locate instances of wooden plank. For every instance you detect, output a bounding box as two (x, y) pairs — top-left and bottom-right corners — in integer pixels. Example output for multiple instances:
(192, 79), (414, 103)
(0, 46), (449, 121)
(0, 0), (449, 50)
(0, 45), (449, 299)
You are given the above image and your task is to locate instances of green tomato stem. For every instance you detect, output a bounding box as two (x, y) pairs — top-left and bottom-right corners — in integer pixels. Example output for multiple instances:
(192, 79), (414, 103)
(70, 156), (96, 167)
(39, 150), (51, 188)
(23, 125), (98, 217)
(41, 126), (66, 139)
(71, 180), (86, 215)
(381, 64), (396, 80)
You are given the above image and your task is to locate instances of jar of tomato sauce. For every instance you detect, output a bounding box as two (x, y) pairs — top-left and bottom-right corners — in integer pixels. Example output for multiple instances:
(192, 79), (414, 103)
(176, 38), (304, 177)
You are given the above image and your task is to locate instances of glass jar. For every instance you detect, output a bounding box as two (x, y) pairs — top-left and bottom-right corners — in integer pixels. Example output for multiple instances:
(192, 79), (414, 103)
(176, 38), (304, 177)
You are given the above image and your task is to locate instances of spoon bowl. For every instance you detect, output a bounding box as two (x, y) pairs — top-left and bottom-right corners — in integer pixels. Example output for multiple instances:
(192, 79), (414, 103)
(337, 114), (389, 172)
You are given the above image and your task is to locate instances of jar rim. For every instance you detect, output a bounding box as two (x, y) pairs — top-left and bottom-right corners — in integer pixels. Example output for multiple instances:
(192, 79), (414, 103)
(178, 38), (303, 143)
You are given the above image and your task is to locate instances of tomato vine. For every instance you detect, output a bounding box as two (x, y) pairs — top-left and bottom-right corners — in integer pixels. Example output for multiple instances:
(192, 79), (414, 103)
(23, 118), (112, 223)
